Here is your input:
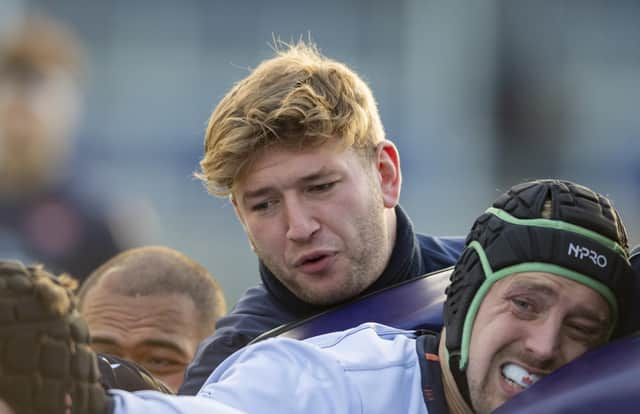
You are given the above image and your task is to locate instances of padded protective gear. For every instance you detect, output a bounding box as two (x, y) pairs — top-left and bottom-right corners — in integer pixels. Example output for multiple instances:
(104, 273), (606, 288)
(0, 261), (108, 414)
(442, 179), (633, 405)
(97, 353), (173, 393)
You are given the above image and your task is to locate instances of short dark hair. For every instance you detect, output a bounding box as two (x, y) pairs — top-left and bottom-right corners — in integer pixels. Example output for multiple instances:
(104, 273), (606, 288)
(77, 246), (227, 336)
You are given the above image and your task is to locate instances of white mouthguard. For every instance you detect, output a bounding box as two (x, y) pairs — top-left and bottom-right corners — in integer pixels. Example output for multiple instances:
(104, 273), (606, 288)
(501, 363), (541, 389)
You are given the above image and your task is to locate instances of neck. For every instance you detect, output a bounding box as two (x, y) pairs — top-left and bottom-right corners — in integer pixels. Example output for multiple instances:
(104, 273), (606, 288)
(439, 328), (474, 414)
(385, 204), (398, 255)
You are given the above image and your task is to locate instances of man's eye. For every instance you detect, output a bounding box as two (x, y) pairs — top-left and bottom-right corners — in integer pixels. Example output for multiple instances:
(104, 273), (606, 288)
(308, 181), (336, 193)
(510, 298), (537, 317)
(143, 357), (183, 373)
(566, 322), (605, 344)
(251, 199), (278, 212)
(569, 324), (594, 336)
(147, 357), (174, 367)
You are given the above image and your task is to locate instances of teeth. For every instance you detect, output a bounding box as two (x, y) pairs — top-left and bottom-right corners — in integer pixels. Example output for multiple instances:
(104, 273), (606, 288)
(501, 363), (541, 389)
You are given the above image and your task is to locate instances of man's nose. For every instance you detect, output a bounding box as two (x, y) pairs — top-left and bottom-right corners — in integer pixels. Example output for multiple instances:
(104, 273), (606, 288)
(523, 316), (563, 363)
(284, 198), (319, 242)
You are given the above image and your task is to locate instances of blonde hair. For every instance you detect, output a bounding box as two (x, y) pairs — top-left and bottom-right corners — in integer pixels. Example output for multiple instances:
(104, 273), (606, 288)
(196, 40), (385, 197)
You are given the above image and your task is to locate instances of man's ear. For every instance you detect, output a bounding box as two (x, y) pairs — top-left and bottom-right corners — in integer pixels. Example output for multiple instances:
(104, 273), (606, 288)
(375, 140), (401, 208)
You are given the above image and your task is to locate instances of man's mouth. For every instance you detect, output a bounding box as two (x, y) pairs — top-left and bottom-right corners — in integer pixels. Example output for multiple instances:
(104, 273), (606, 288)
(500, 363), (543, 390)
(293, 251), (337, 274)
(294, 251), (335, 267)
(299, 254), (327, 265)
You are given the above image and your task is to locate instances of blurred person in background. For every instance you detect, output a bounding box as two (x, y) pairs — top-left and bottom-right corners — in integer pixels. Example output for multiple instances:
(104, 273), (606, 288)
(77, 245), (227, 393)
(181, 40), (465, 394)
(0, 14), (126, 281)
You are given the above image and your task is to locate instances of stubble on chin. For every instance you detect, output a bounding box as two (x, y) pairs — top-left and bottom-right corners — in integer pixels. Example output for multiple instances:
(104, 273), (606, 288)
(467, 368), (503, 414)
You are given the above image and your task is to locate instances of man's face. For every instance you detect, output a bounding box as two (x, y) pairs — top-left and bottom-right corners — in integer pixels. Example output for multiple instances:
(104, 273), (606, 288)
(466, 272), (610, 414)
(0, 65), (80, 191)
(82, 282), (203, 392)
(232, 140), (400, 305)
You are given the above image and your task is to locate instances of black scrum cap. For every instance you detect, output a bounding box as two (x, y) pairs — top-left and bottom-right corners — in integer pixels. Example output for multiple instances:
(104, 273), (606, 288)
(443, 179), (633, 403)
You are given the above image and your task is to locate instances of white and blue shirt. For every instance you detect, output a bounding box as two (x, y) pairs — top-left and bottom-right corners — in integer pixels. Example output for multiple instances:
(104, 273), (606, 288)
(111, 323), (429, 414)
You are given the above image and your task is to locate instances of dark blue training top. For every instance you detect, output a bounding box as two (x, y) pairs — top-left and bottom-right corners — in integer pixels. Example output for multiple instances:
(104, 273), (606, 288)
(179, 205), (464, 395)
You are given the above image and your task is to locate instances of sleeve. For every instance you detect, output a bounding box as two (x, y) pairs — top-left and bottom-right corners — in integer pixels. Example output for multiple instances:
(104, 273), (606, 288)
(179, 285), (296, 395)
(178, 327), (255, 395)
(110, 390), (246, 414)
(196, 338), (360, 414)
(112, 338), (360, 414)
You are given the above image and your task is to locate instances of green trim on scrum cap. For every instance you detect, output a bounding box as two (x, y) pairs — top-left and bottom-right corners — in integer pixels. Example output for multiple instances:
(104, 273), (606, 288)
(457, 240), (618, 371)
(487, 207), (628, 258)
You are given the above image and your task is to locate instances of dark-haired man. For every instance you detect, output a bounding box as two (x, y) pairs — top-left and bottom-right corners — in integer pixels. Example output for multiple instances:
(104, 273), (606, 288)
(78, 246), (227, 392)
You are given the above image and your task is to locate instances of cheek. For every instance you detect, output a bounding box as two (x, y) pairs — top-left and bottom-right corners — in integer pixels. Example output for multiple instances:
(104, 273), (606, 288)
(244, 223), (289, 265)
(468, 311), (519, 369)
(249, 227), (281, 253)
(467, 331), (492, 381)
(244, 219), (281, 247)
(562, 339), (592, 363)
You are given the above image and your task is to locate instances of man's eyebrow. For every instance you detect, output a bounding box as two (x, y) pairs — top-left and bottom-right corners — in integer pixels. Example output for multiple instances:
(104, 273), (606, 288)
(138, 339), (190, 357)
(242, 186), (275, 202)
(91, 336), (190, 357)
(508, 281), (558, 298)
(241, 169), (335, 201)
(569, 304), (609, 325)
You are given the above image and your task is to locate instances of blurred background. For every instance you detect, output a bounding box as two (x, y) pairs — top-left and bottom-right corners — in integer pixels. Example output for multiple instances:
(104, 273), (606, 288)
(1, 0), (639, 305)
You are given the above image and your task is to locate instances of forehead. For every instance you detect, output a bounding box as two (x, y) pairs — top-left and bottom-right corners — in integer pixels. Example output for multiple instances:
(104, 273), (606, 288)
(492, 271), (610, 316)
(83, 271), (198, 327)
(83, 289), (200, 337)
(233, 141), (365, 194)
(85, 288), (196, 320)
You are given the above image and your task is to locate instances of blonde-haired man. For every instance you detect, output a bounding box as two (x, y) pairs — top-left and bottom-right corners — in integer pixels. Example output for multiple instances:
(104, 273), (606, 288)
(182, 41), (464, 394)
